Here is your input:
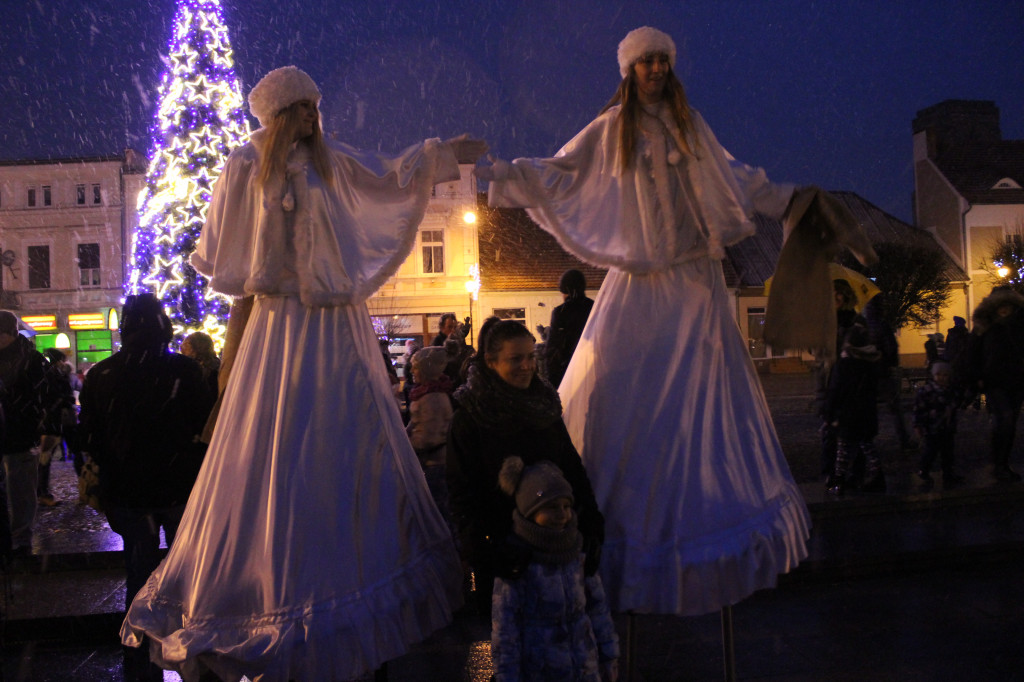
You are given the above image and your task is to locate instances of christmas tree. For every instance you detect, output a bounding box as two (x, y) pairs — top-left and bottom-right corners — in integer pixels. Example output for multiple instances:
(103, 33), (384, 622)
(128, 0), (250, 348)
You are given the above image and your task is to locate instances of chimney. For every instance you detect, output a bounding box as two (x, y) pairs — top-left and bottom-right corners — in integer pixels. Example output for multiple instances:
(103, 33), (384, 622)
(912, 100), (1001, 160)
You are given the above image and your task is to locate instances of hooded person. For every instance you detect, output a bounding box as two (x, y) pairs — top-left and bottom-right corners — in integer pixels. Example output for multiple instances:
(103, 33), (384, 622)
(78, 293), (213, 681)
(475, 26), (810, 616)
(119, 66), (488, 681)
(78, 293), (209, 513)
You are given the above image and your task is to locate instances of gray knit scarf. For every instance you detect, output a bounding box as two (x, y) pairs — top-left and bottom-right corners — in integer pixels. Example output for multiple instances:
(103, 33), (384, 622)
(454, 363), (562, 433)
(512, 511), (583, 566)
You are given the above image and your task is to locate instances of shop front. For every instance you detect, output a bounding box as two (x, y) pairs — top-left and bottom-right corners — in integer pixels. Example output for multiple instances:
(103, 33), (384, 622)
(22, 309), (117, 373)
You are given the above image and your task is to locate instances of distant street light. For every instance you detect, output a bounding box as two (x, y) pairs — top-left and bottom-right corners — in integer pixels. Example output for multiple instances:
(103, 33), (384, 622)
(465, 264), (481, 345)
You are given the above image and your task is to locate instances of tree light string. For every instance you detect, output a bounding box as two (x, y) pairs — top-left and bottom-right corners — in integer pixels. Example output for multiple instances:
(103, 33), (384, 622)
(128, 0), (250, 351)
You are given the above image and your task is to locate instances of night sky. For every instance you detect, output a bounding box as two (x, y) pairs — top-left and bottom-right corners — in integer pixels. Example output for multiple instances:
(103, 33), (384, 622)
(1, 0), (1021, 223)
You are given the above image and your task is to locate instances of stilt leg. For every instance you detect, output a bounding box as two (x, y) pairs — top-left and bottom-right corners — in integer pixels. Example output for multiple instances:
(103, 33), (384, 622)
(721, 605), (736, 682)
(625, 611), (637, 681)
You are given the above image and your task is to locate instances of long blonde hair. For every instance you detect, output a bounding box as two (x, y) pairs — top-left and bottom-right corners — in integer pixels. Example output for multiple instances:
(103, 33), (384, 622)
(257, 100), (334, 188)
(600, 64), (697, 172)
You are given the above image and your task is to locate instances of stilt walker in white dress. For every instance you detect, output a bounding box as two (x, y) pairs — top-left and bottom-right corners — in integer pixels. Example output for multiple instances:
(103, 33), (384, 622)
(477, 27), (817, 618)
(121, 66), (487, 682)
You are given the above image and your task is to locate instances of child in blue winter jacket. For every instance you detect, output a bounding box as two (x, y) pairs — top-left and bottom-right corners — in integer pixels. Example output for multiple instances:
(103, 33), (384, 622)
(913, 361), (964, 487)
(492, 457), (619, 682)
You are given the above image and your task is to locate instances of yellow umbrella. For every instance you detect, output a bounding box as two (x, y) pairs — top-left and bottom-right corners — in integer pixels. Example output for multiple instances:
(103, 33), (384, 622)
(764, 263), (880, 311)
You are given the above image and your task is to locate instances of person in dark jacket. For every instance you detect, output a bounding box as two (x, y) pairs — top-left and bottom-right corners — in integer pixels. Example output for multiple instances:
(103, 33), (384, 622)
(0, 310), (51, 558)
(78, 293), (212, 681)
(544, 269), (595, 389)
(35, 348), (76, 507)
(447, 319), (604, 614)
(943, 316), (969, 365)
(431, 313), (458, 347)
(964, 287), (1024, 482)
(924, 332), (945, 370)
(863, 294), (915, 451)
(825, 319), (884, 495)
(818, 279), (862, 485)
(180, 331), (220, 401)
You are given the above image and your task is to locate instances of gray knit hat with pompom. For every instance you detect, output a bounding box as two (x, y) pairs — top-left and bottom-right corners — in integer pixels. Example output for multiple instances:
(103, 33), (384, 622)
(499, 457), (574, 520)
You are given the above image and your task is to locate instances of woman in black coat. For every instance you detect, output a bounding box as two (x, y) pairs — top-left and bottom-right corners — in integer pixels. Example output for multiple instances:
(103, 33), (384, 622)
(447, 318), (604, 612)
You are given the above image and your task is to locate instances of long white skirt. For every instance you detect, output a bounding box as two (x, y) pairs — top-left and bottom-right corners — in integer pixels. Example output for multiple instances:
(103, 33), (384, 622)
(122, 296), (462, 682)
(560, 257), (810, 616)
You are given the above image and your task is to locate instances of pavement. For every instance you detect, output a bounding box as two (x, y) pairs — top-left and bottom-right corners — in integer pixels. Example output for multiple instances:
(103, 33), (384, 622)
(4, 371), (1024, 681)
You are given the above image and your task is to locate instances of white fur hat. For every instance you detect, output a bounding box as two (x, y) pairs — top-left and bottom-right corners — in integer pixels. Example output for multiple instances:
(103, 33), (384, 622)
(248, 66), (322, 128)
(617, 26), (677, 78)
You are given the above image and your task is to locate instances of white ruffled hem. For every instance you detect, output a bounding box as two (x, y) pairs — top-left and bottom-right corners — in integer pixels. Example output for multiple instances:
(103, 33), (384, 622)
(122, 538), (463, 682)
(600, 487), (810, 616)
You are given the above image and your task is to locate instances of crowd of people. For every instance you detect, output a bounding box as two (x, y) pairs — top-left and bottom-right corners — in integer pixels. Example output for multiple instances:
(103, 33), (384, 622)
(816, 281), (1023, 497)
(1, 24), (1021, 682)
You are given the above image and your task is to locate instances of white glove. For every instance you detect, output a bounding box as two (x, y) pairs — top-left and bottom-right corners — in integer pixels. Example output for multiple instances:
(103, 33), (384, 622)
(473, 156), (511, 182)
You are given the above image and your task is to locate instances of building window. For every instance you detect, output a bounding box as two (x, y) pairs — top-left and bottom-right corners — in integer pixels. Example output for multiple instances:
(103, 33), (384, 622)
(421, 229), (444, 274)
(27, 187), (36, 207)
(78, 243), (101, 288)
(492, 307), (526, 324)
(92, 183), (101, 205)
(43, 185), (52, 206)
(76, 184), (86, 205)
(28, 245), (50, 289)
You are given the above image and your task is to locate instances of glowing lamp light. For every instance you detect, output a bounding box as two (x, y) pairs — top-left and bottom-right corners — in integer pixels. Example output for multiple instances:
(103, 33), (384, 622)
(108, 308), (119, 331)
(997, 266), (1010, 278)
(463, 211), (477, 224)
(55, 333), (71, 349)
(465, 263), (481, 301)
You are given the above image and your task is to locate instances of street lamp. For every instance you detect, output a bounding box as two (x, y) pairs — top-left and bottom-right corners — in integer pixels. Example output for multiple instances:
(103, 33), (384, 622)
(465, 264), (481, 346)
(997, 265), (1011, 278)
